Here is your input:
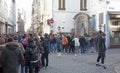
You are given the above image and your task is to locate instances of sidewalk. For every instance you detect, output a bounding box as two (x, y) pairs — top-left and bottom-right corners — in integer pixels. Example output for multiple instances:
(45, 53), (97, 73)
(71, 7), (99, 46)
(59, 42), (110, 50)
(40, 49), (120, 73)
(115, 63), (120, 73)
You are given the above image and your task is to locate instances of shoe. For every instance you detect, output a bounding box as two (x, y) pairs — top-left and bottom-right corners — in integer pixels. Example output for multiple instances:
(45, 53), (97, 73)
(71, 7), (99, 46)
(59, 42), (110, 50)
(57, 52), (62, 56)
(45, 66), (48, 69)
(96, 64), (101, 66)
(75, 54), (77, 56)
(43, 66), (46, 69)
(102, 65), (106, 69)
(96, 62), (101, 66)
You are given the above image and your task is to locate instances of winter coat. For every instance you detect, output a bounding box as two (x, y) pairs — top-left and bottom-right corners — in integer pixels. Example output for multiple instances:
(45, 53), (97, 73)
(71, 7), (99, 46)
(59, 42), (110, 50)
(0, 42), (24, 73)
(0, 44), (5, 68)
(25, 43), (40, 62)
(79, 37), (86, 46)
(98, 36), (106, 53)
(0, 38), (6, 68)
(42, 38), (50, 54)
(0, 45), (5, 58)
(7, 42), (25, 54)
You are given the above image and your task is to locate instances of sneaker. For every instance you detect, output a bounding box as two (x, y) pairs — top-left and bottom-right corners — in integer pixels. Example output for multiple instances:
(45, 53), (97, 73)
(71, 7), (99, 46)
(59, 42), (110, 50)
(101, 64), (107, 69)
(43, 66), (46, 69)
(96, 62), (101, 66)
(45, 66), (48, 69)
(75, 54), (77, 56)
(57, 52), (62, 56)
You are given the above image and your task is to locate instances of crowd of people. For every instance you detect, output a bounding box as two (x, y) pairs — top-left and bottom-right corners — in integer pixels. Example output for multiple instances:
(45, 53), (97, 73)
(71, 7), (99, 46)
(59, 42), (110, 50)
(0, 30), (107, 73)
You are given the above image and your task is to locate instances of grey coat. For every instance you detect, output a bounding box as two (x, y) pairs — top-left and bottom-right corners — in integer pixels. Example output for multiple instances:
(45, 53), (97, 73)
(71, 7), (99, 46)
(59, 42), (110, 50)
(0, 43), (24, 73)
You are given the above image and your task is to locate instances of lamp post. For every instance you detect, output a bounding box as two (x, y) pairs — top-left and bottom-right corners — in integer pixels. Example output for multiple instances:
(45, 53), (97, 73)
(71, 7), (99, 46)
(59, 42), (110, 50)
(5, 22), (8, 34)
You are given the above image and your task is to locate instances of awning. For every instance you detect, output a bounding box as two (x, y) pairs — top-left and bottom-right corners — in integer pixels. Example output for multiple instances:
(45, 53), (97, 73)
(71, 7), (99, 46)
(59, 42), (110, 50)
(108, 11), (120, 18)
(108, 11), (120, 15)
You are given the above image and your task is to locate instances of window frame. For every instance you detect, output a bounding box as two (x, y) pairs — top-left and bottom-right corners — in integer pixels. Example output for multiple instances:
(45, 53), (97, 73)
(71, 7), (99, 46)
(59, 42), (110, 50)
(58, 0), (65, 10)
(80, 0), (87, 10)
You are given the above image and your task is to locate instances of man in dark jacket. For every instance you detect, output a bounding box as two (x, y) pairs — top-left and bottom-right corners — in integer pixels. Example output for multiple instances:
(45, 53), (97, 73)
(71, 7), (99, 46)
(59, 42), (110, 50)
(96, 32), (106, 69)
(79, 35), (86, 53)
(0, 38), (24, 73)
(41, 33), (50, 69)
(25, 40), (40, 73)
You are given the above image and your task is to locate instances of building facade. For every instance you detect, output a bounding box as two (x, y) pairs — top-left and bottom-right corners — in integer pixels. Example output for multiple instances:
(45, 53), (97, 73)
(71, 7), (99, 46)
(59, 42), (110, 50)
(0, 0), (8, 34)
(0, 0), (16, 34)
(52, 0), (90, 35)
(90, 0), (120, 48)
(31, 0), (120, 48)
(16, 10), (25, 33)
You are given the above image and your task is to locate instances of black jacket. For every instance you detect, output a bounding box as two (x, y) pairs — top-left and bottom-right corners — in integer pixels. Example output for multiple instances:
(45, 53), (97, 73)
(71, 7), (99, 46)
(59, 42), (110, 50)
(42, 38), (50, 54)
(0, 43), (24, 73)
(98, 36), (106, 53)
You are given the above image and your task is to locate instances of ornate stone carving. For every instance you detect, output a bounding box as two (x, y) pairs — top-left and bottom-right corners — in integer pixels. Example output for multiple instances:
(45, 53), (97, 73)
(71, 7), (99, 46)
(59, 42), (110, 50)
(74, 12), (90, 36)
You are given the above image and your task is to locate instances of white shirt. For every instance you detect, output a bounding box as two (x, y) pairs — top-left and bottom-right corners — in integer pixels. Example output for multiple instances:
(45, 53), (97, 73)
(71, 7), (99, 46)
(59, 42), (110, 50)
(73, 38), (80, 46)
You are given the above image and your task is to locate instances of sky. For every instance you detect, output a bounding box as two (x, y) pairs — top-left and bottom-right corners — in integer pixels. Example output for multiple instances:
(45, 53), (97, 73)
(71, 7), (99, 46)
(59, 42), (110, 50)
(16, 0), (33, 10)
(16, 0), (33, 32)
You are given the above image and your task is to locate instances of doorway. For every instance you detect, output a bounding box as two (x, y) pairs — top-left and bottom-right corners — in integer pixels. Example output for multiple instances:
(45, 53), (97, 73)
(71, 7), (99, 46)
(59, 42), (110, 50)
(110, 18), (120, 48)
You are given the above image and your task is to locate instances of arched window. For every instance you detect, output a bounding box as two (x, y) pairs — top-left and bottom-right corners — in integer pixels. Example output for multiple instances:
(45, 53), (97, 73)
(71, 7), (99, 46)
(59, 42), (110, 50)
(58, 0), (65, 10)
(80, 0), (87, 10)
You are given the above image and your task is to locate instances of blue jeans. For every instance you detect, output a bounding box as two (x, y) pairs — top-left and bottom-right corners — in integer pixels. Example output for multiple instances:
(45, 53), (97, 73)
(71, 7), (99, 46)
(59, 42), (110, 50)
(20, 65), (28, 73)
(80, 46), (85, 53)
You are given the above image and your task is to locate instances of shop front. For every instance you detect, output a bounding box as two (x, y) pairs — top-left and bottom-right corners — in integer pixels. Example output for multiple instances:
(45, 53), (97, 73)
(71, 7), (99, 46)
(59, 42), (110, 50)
(107, 0), (120, 48)
(109, 14), (120, 48)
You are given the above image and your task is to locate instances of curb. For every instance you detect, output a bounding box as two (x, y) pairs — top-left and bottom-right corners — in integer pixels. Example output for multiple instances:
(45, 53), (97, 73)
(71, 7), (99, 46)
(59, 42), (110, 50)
(114, 63), (120, 73)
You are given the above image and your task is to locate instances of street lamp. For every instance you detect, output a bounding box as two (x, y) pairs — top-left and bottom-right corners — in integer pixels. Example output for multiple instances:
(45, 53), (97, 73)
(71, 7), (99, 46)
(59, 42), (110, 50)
(5, 22), (8, 34)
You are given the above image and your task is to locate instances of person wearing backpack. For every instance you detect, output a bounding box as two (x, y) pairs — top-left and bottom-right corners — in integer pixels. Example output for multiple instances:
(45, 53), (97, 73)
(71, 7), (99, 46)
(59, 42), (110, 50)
(41, 33), (50, 69)
(25, 40), (40, 73)
(62, 35), (68, 54)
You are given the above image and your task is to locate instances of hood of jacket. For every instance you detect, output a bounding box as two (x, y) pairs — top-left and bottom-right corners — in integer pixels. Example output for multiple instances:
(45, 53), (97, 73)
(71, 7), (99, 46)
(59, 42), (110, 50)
(6, 42), (19, 50)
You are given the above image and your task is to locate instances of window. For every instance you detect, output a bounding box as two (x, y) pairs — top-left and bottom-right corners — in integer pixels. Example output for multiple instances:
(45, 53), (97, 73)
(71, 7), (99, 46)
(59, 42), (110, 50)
(110, 19), (120, 26)
(99, 13), (104, 25)
(12, 0), (15, 3)
(80, 0), (87, 10)
(58, 0), (65, 10)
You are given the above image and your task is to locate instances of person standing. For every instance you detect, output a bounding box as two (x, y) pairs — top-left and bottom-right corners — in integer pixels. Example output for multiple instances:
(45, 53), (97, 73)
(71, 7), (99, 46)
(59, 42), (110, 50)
(56, 34), (62, 56)
(0, 38), (24, 73)
(96, 32), (107, 69)
(0, 35), (5, 73)
(25, 40), (40, 73)
(73, 34), (80, 56)
(61, 35), (68, 54)
(79, 34), (86, 54)
(41, 33), (50, 69)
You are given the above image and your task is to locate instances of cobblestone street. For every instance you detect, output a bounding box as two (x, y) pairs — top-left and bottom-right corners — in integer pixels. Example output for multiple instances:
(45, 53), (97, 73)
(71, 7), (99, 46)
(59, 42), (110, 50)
(40, 49), (120, 73)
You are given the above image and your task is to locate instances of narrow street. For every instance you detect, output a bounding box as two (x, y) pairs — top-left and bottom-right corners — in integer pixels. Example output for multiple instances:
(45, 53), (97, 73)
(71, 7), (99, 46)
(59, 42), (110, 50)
(40, 49), (120, 73)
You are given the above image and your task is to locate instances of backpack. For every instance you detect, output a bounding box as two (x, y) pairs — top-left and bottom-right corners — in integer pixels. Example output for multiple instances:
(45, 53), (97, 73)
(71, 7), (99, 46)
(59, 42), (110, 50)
(43, 39), (49, 47)
(29, 47), (39, 61)
(22, 39), (28, 45)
